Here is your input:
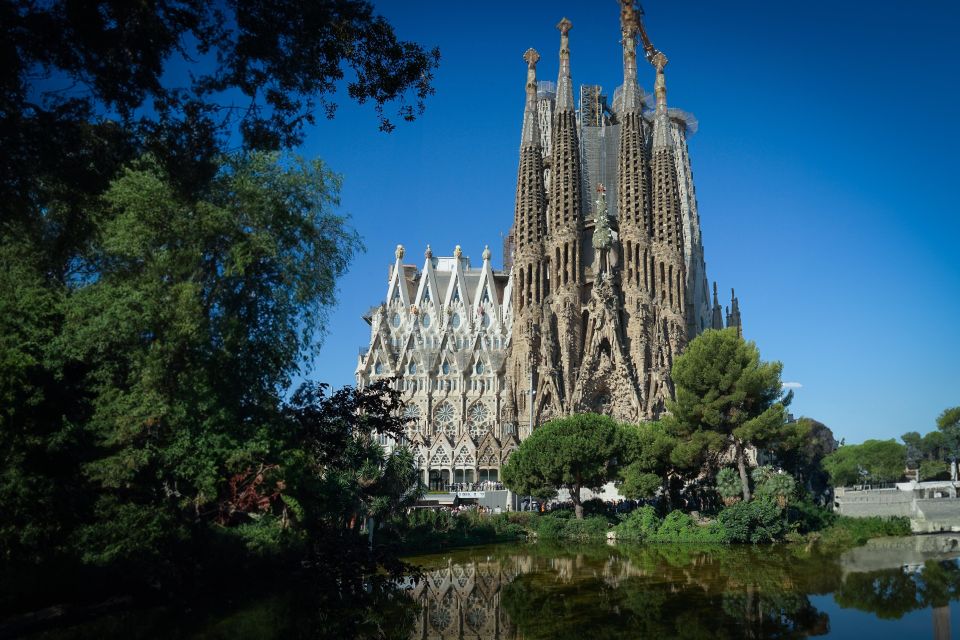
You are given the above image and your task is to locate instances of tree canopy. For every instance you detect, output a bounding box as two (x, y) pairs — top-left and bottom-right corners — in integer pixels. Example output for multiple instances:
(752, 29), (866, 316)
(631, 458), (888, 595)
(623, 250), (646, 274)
(665, 328), (793, 501)
(2, 0), (439, 277)
(502, 414), (632, 519)
(822, 439), (906, 487)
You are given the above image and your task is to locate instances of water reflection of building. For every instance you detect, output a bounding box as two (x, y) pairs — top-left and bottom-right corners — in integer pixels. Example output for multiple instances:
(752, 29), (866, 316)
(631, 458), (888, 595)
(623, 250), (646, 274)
(407, 558), (532, 639)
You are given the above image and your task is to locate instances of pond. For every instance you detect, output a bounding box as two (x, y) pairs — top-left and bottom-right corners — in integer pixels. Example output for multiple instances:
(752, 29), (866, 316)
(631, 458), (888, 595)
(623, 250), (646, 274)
(400, 535), (960, 639)
(20, 535), (960, 638)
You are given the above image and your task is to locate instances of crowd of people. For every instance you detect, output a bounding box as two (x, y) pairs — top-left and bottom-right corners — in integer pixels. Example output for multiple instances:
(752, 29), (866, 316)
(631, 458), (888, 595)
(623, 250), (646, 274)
(446, 481), (505, 492)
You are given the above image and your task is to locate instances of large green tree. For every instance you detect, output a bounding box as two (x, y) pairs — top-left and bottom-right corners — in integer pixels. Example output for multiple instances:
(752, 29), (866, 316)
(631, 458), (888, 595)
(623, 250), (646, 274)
(822, 439), (906, 487)
(0, 151), (360, 567)
(502, 414), (632, 519)
(774, 417), (836, 497)
(618, 421), (677, 501)
(0, 0), (439, 609)
(665, 328), (793, 502)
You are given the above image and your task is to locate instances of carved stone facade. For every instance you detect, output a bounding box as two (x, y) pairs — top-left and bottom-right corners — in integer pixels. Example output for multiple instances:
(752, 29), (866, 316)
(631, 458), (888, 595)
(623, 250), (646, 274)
(356, 5), (743, 485)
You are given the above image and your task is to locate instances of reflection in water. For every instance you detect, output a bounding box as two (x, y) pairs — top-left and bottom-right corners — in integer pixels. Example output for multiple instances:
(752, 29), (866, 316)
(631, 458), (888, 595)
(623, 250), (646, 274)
(402, 538), (960, 639)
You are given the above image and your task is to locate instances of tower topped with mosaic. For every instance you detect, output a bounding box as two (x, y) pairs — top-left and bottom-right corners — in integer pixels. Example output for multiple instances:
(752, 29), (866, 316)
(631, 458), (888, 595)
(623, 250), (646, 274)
(356, 3), (744, 489)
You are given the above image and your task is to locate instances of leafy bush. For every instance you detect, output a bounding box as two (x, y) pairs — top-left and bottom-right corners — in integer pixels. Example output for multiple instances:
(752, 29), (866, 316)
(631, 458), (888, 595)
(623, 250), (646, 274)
(529, 516), (567, 539)
(817, 516), (911, 550)
(717, 498), (786, 543)
(614, 506), (727, 543)
(787, 497), (836, 534)
(615, 506), (662, 542)
(562, 516), (610, 540)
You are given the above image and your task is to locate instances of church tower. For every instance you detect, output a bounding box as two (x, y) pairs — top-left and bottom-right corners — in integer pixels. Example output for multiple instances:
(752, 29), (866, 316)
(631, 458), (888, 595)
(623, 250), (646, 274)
(645, 51), (689, 415)
(615, 1), (653, 414)
(505, 48), (548, 439)
(545, 18), (583, 417)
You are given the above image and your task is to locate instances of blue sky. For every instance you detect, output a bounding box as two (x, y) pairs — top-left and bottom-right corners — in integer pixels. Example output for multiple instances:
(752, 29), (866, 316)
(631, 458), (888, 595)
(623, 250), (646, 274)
(298, 1), (960, 445)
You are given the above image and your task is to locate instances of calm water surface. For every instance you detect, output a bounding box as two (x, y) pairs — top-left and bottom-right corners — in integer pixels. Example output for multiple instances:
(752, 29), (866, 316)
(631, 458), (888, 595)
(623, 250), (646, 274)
(400, 536), (960, 639)
(23, 536), (960, 638)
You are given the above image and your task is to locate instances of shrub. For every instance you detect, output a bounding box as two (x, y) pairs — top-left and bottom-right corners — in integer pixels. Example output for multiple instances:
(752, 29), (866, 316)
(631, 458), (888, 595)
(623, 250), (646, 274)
(562, 516), (609, 540)
(529, 516), (567, 539)
(717, 498), (786, 543)
(655, 511), (699, 542)
(615, 505), (662, 542)
(817, 516), (911, 550)
(787, 497), (836, 534)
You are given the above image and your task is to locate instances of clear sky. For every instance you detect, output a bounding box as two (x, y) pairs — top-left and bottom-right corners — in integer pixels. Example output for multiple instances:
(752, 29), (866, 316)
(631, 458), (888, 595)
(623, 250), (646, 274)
(298, 0), (960, 445)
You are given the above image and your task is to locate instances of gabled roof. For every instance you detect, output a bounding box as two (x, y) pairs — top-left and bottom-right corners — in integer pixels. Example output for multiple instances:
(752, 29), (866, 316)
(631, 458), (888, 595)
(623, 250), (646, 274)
(413, 247), (442, 317)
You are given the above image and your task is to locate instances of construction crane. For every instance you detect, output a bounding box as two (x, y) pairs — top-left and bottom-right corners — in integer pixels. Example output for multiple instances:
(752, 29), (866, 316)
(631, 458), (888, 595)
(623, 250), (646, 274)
(621, 1), (662, 64)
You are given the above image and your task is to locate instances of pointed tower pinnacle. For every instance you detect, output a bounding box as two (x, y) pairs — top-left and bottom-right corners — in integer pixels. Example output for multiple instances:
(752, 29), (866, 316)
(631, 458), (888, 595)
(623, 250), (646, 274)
(520, 48), (541, 148)
(512, 47), (547, 311)
(556, 18), (574, 110)
(618, 0), (642, 112)
(651, 52), (671, 147)
(649, 51), (684, 255)
(711, 281), (724, 329)
(727, 288), (743, 337)
(547, 17), (583, 280)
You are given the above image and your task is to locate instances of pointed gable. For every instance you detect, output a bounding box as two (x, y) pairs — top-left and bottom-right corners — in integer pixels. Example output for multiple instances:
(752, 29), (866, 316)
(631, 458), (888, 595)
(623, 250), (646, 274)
(414, 245), (442, 317)
(443, 247), (472, 309)
(472, 245), (502, 331)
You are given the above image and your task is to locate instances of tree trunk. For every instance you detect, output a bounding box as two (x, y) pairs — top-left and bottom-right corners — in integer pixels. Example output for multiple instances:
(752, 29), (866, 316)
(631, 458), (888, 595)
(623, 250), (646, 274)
(571, 484), (583, 519)
(736, 441), (752, 502)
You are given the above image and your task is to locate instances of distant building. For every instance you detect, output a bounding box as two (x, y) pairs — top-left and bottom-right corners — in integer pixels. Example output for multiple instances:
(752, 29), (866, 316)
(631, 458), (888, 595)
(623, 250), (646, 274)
(357, 4), (742, 489)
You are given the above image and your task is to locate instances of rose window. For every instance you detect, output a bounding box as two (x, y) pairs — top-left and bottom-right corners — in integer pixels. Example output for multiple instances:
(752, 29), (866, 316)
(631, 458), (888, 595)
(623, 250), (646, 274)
(429, 605), (452, 632)
(434, 401), (456, 436)
(403, 404), (422, 434)
(468, 402), (491, 438)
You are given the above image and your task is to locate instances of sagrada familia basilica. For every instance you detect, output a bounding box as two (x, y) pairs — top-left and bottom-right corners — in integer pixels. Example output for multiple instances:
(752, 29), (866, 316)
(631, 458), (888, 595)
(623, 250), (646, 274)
(357, 2), (743, 489)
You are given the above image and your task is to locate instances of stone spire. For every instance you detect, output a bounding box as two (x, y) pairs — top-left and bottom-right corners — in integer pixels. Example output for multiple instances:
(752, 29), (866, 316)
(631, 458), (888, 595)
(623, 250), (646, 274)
(547, 19), (583, 280)
(616, 0), (652, 322)
(508, 48), (549, 435)
(556, 18), (574, 110)
(711, 282), (724, 329)
(649, 53), (685, 255)
(520, 48), (541, 148)
(545, 19), (584, 409)
(513, 48), (547, 283)
(726, 288), (742, 337)
(617, 0), (643, 112)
